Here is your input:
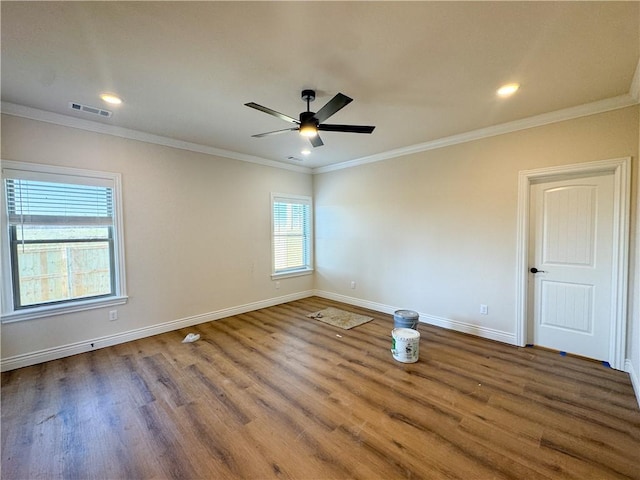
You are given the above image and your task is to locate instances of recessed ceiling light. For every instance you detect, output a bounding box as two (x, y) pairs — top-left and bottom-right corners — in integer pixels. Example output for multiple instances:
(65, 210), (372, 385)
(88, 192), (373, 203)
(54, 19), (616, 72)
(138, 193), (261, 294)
(301, 149), (311, 156)
(100, 93), (122, 105)
(497, 83), (520, 97)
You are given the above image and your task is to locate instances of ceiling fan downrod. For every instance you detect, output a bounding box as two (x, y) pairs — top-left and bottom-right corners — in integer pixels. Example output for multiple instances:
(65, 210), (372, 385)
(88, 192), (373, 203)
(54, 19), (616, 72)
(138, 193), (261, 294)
(301, 89), (316, 110)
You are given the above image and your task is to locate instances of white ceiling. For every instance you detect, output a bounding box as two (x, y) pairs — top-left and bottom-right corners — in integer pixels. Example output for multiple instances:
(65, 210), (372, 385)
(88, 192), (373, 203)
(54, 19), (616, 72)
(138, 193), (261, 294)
(2, 1), (639, 170)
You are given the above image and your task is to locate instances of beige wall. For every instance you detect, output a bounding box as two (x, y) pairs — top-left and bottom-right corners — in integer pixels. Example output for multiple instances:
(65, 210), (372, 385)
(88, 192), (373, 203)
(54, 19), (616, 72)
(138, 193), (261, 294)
(1, 114), (313, 362)
(2, 106), (639, 382)
(314, 107), (639, 345)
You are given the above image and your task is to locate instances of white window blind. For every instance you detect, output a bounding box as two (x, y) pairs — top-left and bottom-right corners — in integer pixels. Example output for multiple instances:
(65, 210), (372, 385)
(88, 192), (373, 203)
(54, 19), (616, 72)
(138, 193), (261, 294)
(6, 179), (114, 227)
(272, 194), (312, 275)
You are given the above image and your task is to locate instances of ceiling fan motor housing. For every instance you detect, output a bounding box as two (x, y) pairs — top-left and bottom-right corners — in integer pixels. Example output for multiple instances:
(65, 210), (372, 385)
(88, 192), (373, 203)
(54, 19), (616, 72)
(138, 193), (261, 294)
(299, 110), (317, 126)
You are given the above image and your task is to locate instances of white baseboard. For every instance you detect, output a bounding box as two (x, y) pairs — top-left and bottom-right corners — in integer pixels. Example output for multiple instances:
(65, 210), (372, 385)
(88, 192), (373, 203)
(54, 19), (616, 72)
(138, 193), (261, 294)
(625, 359), (640, 409)
(5, 286), (632, 407)
(419, 312), (517, 345)
(0, 291), (313, 372)
(0, 289), (519, 371)
(313, 290), (517, 345)
(314, 290), (398, 316)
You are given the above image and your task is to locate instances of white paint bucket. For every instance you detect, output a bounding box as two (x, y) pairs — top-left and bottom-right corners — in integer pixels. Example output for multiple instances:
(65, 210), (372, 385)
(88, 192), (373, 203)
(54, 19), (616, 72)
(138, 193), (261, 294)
(391, 328), (420, 363)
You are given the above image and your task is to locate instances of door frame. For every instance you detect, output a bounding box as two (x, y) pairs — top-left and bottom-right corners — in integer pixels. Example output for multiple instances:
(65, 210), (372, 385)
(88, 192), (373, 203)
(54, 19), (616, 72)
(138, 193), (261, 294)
(515, 157), (631, 370)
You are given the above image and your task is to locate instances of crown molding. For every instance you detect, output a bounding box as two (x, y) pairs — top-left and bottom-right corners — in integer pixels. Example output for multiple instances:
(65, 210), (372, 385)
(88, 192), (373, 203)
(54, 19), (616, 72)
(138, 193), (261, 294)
(3, 92), (638, 177)
(631, 57), (640, 102)
(313, 94), (639, 174)
(0, 102), (312, 174)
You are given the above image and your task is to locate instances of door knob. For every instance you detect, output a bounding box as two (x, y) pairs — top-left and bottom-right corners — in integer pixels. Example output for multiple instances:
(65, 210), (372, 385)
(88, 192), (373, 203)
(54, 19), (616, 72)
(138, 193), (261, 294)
(530, 267), (546, 274)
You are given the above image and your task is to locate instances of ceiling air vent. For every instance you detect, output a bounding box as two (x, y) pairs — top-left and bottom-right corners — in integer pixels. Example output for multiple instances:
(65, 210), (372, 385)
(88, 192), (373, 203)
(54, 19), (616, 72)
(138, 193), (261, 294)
(69, 102), (112, 118)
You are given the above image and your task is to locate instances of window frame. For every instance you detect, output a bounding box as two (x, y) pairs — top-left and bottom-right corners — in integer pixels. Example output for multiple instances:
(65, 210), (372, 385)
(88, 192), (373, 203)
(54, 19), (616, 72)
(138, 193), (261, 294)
(271, 193), (313, 279)
(1, 160), (128, 323)
(8, 223), (117, 309)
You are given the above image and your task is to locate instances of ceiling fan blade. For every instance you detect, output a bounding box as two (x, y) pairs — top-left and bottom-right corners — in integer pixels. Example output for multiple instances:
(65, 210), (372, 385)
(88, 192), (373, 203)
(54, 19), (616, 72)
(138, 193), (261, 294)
(252, 127), (298, 138)
(318, 124), (376, 134)
(314, 93), (353, 123)
(245, 102), (299, 124)
(309, 134), (324, 148)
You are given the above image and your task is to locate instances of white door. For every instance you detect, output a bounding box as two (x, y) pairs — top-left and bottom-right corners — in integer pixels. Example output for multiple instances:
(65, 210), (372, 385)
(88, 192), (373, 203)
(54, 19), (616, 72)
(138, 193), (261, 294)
(528, 172), (615, 361)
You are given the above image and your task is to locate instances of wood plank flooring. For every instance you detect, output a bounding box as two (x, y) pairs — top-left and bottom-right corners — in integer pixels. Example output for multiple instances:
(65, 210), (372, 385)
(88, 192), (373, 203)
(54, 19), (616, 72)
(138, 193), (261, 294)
(2, 296), (640, 479)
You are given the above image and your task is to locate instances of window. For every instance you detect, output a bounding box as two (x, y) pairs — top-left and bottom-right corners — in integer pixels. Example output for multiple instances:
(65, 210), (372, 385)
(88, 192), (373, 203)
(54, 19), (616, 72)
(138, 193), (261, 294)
(1, 161), (127, 321)
(271, 194), (313, 278)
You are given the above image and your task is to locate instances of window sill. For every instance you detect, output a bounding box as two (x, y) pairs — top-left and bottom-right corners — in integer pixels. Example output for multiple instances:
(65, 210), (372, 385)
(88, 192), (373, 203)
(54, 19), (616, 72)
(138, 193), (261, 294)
(271, 268), (314, 280)
(1, 295), (129, 323)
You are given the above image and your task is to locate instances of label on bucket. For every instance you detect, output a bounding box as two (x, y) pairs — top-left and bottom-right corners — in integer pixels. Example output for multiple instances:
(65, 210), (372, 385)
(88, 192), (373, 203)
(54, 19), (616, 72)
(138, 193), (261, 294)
(391, 328), (420, 363)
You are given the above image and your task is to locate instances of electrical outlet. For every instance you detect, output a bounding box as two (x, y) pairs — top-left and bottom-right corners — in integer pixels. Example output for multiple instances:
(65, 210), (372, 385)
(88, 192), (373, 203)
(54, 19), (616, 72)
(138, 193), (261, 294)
(275, 281), (280, 290)
(109, 310), (118, 321)
(480, 304), (488, 315)
(350, 281), (356, 289)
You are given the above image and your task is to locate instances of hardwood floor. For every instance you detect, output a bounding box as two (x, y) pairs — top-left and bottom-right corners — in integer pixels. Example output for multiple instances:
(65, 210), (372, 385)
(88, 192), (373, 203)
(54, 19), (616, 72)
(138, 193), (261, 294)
(2, 296), (640, 479)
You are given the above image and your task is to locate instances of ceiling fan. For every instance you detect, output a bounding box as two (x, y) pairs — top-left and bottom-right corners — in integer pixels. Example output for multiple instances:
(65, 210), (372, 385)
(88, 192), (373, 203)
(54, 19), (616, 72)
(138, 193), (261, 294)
(245, 90), (375, 147)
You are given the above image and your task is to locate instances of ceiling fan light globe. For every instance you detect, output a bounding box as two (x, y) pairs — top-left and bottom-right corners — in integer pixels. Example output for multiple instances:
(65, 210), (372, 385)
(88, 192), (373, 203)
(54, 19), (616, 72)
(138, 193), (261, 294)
(299, 125), (318, 137)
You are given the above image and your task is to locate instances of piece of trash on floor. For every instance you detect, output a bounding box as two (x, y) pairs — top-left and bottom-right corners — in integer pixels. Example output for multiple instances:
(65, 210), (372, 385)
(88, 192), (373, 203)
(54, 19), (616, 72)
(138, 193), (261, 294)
(182, 333), (200, 343)
(336, 334), (342, 338)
